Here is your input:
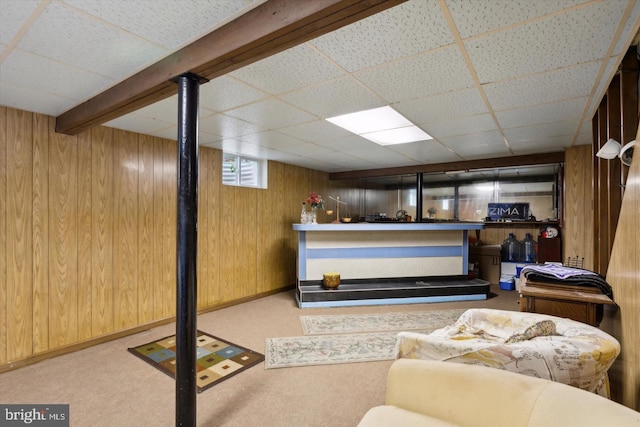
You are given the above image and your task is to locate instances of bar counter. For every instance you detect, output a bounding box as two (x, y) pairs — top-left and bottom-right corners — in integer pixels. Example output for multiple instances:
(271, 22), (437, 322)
(293, 222), (487, 308)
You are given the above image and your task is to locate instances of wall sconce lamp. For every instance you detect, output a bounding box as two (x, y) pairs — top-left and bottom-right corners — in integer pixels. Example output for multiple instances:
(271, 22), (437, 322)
(596, 138), (636, 166)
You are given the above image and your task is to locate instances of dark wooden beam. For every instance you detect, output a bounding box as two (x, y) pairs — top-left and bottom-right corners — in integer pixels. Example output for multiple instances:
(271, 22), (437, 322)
(329, 152), (566, 180)
(55, 0), (406, 135)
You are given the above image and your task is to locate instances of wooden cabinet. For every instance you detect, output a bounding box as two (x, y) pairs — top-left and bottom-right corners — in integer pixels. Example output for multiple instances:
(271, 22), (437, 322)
(518, 276), (615, 326)
(538, 237), (562, 263)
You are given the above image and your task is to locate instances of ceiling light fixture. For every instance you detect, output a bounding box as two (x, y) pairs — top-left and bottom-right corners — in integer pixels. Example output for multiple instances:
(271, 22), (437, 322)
(326, 106), (432, 146)
(595, 138), (636, 166)
(595, 138), (622, 159)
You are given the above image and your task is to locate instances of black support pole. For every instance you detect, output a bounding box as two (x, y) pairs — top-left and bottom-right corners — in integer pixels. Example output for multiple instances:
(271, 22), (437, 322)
(416, 172), (423, 222)
(175, 73), (200, 427)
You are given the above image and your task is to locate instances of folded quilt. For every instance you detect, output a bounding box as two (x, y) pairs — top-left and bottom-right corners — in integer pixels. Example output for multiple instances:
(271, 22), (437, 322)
(521, 264), (613, 298)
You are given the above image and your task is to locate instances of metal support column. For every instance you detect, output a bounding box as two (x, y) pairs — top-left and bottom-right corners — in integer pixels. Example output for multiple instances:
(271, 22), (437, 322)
(175, 73), (201, 427)
(416, 172), (423, 222)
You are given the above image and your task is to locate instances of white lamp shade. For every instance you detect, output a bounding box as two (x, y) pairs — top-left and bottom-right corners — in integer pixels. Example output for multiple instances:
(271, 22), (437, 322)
(619, 140), (636, 166)
(596, 138), (621, 159)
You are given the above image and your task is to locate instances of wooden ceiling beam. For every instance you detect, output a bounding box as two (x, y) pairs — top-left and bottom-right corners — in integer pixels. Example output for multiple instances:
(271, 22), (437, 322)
(329, 152), (567, 180)
(55, 0), (406, 135)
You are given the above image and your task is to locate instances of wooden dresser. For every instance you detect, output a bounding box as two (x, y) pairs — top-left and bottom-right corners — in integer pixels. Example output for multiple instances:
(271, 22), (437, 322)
(518, 276), (615, 327)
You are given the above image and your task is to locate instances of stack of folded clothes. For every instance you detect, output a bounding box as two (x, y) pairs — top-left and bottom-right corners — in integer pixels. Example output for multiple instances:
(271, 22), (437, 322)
(521, 264), (613, 299)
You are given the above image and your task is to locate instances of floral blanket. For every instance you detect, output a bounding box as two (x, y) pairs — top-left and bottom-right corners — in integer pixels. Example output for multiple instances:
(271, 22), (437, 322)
(395, 308), (620, 397)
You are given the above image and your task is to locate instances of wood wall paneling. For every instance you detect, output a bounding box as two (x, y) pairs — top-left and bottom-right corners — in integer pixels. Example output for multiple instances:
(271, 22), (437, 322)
(620, 49), (639, 187)
(161, 138), (176, 318)
(32, 114), (50, 352)
(563, 146), (594, 270)
(152, 137), (166, 318)
(606, 75), (622, 255)
(113, 130), (139, 329)
(77, 128), (93, 341)
(0, 106), (345, 369)
(0, 107), (7, 364)
(594, 98), (609, 275)
(48, 125), (79, 348)
(601, 130), (640, 410)
(90, 126), (114, 336)
(138, 134), (154, 323)
(197, 147), (210, 307)
(7, 109), (34, 361)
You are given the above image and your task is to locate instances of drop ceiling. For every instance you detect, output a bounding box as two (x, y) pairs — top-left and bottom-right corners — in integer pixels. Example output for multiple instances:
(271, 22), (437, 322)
(1, 0), (639, 173)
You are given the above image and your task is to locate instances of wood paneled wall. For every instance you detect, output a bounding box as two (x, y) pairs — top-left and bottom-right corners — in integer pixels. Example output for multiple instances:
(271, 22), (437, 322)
(600, 127), (640, 410)
(563, 145), (594, 270)
(0, 106), (332, 370)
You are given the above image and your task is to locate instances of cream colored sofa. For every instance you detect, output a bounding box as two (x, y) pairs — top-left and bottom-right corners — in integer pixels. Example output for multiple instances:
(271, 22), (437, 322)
(358, 359), (640, 427)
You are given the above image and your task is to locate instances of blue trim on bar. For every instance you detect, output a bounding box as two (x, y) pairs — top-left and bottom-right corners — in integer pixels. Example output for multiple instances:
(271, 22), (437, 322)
(306, 246), (462, 259)
(298, 232), (307, 280)
(462, 230), (469, 274)
(296, 293), (487, 308)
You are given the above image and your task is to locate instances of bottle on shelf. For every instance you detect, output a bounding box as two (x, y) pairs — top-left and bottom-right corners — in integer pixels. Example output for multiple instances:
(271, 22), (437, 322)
(300, 202), (307, 224)
(501, 233), (520, 262)
(521, 233), (537, 263)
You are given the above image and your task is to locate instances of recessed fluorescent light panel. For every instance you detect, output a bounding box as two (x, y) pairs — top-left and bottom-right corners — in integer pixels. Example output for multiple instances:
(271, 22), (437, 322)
(326, 106), (432, 146)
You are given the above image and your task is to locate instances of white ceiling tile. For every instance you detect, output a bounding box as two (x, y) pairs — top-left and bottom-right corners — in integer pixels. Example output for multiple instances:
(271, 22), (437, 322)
(277, 120), (352, 143)
(280, 76), (382, 118)
(510, 134), (575, 154)
(355, 46), (474, 102)
(199, 113), (265, 138)
(104, 112), (175, 135)
(204, 139), (270, 158)
(310, 1), (453, 72)
(343, 146), (418, 167)
(483, 62), (600, 111)
(224, 98), (316, 129)
(422, 114), (497, 139)
(64, 0), (252, 50)
(446, 0), (588, 39)
(385, 140), (461, 164)
(496, 98), (586, 129)
(17, 1), (167, 79)
(320, 151), (378, 169)
(573, 129), (593, 146)
(230, 44), (344, 95)
(132, 95), (178, 123)
(395, 88), (488, 124)
(239, 131), (307, 151)
(275, 142), (336, 158)
(455, 143), (511, 160)
(467, 1), (627, 83)
(613, 0), (640, 56)
(1, 48), (114, 101)
(0, 81), (75, 115)
(0, 0), (40, 44)
(504, 120), (580, 143)
(200, 76), (269, 112)
(0, 0), (636, 173)
(149, 126), (178, 141)
(587, 57), (622, 119)
(313, 134), (381, 152)
(439, 130), (506, 151)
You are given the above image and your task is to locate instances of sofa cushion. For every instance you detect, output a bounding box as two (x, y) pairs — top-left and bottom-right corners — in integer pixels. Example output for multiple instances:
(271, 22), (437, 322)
(357, 405), (457, 427)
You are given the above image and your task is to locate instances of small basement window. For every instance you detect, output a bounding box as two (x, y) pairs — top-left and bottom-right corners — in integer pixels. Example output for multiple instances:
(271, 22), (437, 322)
(222, 154), (267, 189)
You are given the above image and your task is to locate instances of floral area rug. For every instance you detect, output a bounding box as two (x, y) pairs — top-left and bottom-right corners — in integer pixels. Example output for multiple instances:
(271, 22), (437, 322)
(128, 330), (264, 392)
(300, 309), (466, 335)
(265, 309), (465, 369)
